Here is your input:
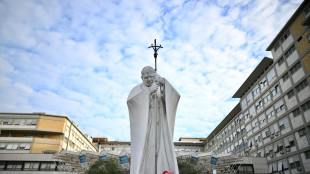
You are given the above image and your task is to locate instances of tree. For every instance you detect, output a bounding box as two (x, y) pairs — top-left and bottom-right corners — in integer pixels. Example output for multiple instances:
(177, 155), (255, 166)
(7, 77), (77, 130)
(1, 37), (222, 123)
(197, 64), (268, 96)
(177, 157), (206, 174)
(85, 158), (123, 174)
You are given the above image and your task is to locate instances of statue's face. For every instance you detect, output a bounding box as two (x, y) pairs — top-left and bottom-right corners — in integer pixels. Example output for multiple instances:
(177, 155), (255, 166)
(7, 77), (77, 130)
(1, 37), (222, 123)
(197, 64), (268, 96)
(142, 72), (155, 87)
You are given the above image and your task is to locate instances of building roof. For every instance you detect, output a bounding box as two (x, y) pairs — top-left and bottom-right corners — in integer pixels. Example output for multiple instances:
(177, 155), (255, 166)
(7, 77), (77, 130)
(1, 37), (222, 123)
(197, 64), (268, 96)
(178, 137), (206, 142)
(302, 14), (310, 26)
(202, 103), (241, 146)
(174, 141), (203, 146)
(266, 0), (307, 51)
(232, 57), (273, 98)
(98, 141), (131, 145)
(92, 137), (109, 143)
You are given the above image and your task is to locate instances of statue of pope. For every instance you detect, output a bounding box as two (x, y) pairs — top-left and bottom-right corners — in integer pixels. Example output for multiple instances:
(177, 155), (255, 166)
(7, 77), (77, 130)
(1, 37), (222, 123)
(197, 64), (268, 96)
(127, 66), (180, 174)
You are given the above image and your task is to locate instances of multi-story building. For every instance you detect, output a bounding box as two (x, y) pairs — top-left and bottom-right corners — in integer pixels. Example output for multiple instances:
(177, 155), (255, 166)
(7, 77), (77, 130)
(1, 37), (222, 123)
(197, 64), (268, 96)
(92, 137), (131, 154)
(92, 137), (205, 156)
(203, 1), (310, 173)
(0, 112), (97, 154)
(0, 112), (97, 172)
(174, 137), (205, 153)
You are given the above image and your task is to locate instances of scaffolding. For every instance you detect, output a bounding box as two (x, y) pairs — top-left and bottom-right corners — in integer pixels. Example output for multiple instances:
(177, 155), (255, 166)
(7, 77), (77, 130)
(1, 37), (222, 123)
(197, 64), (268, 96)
(176, 151), (243, 174)
(53, 149), (130, 173)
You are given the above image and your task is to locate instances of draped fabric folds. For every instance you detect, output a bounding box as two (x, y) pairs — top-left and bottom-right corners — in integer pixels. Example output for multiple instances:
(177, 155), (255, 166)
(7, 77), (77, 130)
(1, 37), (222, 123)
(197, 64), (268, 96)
(127, 79), (180, 174)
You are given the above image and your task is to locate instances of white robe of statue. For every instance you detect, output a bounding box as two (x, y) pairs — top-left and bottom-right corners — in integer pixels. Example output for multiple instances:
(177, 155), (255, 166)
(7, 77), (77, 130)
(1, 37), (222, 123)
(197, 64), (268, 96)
(127, 66), (180, 174)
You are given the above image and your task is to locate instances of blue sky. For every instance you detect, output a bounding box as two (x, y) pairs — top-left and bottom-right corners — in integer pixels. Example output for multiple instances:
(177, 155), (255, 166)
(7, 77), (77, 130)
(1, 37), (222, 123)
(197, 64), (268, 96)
(0, 0), (303, 141)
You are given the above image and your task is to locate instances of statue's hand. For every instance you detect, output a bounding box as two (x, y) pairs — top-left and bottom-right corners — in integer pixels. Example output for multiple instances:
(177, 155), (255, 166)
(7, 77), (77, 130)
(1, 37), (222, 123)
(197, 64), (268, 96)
(155, 74), (164, 86)
(149, 83), (158, 95)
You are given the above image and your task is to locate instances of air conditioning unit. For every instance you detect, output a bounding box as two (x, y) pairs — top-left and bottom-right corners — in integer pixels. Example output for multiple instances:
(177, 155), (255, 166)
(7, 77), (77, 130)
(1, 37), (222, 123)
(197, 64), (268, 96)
(286, 148), (290, 152)
(297, 167), (302, 171)
(280, 150), (284, 154)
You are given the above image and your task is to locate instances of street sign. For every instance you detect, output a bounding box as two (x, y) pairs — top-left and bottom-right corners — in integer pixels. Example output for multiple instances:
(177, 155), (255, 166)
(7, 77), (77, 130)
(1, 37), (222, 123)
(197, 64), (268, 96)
(210, 157), (218, 165)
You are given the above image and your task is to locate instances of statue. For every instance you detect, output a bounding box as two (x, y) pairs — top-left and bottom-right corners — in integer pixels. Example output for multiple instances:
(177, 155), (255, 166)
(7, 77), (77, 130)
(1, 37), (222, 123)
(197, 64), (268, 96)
(127, 66), (180, 174)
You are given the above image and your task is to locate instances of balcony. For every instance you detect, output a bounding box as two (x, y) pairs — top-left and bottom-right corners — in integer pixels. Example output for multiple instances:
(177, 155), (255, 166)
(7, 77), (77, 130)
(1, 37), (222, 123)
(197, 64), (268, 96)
(0, 125), (36, 130)
(0, 137), (33, 143)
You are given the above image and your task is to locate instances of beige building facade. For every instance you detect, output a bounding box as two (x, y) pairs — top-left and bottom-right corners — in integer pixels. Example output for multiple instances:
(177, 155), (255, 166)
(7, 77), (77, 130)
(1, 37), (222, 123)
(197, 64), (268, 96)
(0, 113), (97, 172)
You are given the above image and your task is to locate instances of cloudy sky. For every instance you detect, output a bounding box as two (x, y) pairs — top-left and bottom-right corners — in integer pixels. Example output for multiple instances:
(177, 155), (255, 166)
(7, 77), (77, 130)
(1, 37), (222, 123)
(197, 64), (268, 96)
(0, 0), (303, 141)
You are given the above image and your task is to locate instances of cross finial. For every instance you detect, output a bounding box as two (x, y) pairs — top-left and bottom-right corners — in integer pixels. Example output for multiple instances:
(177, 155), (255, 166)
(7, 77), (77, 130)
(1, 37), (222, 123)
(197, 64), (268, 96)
(148, 39), (163, 72)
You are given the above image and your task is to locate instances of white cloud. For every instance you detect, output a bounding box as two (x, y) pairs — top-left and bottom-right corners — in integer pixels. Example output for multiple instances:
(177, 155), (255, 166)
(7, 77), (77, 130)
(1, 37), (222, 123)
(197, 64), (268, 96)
(0, 0), (303, 141)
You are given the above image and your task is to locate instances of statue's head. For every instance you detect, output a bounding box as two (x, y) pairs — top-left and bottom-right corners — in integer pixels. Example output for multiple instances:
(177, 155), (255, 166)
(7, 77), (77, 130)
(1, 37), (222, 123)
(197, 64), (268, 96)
(141, 66), (155, 87)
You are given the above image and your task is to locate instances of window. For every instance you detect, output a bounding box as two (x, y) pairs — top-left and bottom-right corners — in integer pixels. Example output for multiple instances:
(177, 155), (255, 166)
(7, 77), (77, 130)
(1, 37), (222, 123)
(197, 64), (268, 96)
(279, 118), (289, 131)
(282, 73), (290, 82)
(26, 120), (32, 125)
(267, 69), (276, 81)
(289, 137), (295, 147)
(301, 100), (310, 112)
(11, 144), (18, 150)
(262, 130), (269, 139)
(40, 162), (56, 171)
(246, 93), (253, 103)
(24, 162), (40, 171)
(292, 108), (301, 117)
(3, 119), (13, 125)
(24, 144), (31, 150)
(305, 150), (310, 159)
(6, 144), (13, 150)
(287, 89), (295, 99)
(253, 87), (260, 96)
(271, 84), (280, 96)
(276, 104), (285, 113)
(14, 120), (21, 125)
(31, 120), (37, 125)
(0, 162), (5, 170)
(256, 100), (263, 110)
(278, 57), (285, 66)
(19, 144), (26, 150)
(278, 143), (284, 152)
(6, 162), (23, 171)
(289, 156), (301, 170)
(296, 80), (308, 93)
(3, 119), (9, 125)
(298, 128), (306, 137)
(0, 144), (6, 149)
(280, 30), (291, 43)
(267, 110), (275, 119)
(274, 42), (280, 51)
(284, 44), (296, 58)
(263, 94), (271, 103)
(260, 79), (267, 88)
(20, 119), (26, 125)
(290, 62), (302, 75)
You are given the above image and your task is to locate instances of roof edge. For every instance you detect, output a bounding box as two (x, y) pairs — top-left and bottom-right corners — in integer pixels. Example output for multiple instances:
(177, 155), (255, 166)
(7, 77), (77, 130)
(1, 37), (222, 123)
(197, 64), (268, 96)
(232, 57), (273, 98)
(266, 0), (307, 51)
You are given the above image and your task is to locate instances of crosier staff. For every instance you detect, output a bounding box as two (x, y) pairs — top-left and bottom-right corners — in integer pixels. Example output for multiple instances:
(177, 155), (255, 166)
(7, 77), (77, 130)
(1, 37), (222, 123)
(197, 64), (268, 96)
(148, 39), (163, 174)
